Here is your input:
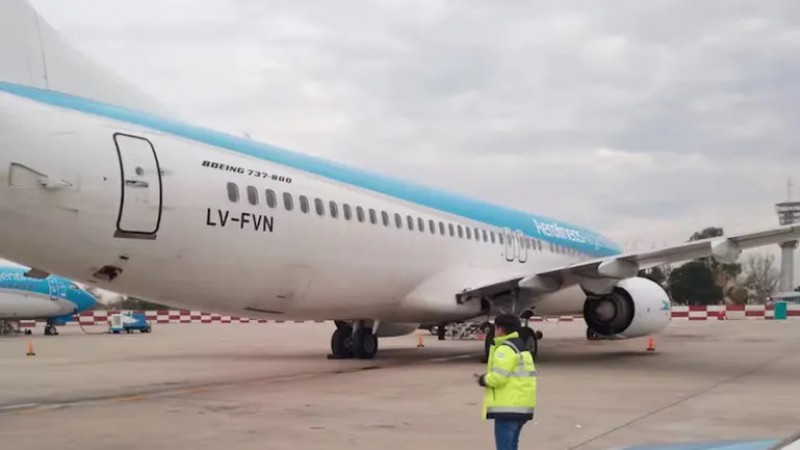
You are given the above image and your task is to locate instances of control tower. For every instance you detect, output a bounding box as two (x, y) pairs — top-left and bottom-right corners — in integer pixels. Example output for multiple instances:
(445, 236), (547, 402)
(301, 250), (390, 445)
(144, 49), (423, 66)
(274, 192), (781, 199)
(775, 200), (800, 292)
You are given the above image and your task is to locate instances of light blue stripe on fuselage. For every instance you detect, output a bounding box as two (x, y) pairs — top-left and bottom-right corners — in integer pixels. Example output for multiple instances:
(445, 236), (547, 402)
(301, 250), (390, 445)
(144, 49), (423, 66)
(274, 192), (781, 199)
(0, 82), (622, 257)
(0, 267), (94, 313)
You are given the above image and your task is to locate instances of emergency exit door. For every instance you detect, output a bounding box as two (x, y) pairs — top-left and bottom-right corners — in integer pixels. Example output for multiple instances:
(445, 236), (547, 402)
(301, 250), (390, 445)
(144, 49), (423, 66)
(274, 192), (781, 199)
(113, 133), (162, 239)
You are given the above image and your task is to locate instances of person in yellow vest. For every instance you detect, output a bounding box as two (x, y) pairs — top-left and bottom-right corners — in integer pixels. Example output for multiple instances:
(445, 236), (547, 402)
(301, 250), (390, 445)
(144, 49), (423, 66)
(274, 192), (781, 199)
(476, 314), (537, 450)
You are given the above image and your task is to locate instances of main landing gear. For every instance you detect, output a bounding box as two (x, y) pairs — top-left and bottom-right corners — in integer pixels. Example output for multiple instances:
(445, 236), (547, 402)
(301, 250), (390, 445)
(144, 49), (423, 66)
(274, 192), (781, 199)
(586, 327), (603, 341)
(329, 320), (378, 360)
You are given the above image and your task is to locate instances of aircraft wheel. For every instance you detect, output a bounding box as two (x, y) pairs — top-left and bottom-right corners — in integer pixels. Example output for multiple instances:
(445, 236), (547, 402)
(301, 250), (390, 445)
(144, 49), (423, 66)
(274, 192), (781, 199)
(586, 327), (601, 341)
(520, 326), (539, 361)
(352, 328), (378, 360)
(482, 324), (495, 363)
(330, 326), (353, 359)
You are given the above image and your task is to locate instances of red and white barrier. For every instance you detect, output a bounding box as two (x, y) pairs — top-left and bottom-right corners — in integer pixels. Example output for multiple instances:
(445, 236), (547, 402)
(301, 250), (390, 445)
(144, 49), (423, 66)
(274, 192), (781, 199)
(19, 310), (327, 327)
(669, 304), (800, 320)
(16, 304), (800, 328)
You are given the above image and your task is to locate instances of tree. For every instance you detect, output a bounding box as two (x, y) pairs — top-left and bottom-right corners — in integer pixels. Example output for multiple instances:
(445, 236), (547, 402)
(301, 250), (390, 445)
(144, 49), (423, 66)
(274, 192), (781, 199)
(742, 253), (779, 304)
(668, 261), (723, 305)
(689, 227), (724, 242)
(726, 285), (750, 305)
(106, 296), (173, 310)
(638, 266), (666, 287)
(688, 227), (742, 297)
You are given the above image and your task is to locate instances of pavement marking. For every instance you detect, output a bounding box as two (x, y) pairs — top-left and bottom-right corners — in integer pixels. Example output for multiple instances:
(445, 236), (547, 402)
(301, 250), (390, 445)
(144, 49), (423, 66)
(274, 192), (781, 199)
(0, 351), (480, 416)
(565, 351), (799, 450)
(114, 395), (145, 402)
(0, 403), (38, 413)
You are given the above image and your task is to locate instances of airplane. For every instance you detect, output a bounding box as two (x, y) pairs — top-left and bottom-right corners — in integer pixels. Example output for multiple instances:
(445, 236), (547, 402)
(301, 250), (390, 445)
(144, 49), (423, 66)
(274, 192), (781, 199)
(1, 0), (799, 360)
(0, 265), (99, 335)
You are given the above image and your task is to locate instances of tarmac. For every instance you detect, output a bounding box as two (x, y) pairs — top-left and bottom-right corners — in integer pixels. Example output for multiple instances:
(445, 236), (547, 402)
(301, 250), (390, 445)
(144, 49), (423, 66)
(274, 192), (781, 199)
(0, 319), (798, 450)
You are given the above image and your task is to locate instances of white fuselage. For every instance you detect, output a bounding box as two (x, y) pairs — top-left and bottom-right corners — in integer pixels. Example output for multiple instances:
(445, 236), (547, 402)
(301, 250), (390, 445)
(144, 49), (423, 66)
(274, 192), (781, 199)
(0, 290), (76, 320)
(0, 90), (601, 324)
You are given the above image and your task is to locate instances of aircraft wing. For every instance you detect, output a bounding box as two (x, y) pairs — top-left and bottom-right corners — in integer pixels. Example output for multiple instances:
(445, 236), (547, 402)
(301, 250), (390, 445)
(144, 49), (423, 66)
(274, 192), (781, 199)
(455, 225), (800, 304)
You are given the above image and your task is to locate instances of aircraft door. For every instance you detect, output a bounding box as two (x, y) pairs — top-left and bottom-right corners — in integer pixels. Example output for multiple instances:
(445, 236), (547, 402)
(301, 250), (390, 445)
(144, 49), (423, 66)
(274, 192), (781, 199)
(113, 133), (163, 239)
(516, 230), (528, 263)
(503, 227), (515, 262)
(47, 278), (63, 301)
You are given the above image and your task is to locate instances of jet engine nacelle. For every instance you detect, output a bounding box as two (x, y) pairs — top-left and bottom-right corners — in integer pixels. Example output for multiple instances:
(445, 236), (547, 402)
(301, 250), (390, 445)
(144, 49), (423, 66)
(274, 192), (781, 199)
(583, 277), (671, 339)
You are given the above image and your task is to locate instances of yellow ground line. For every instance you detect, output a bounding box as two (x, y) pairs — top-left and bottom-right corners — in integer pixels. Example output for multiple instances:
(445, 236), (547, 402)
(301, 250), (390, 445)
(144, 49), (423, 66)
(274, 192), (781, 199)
(182, 386), (211, 394)
(114, 395), (145, 402)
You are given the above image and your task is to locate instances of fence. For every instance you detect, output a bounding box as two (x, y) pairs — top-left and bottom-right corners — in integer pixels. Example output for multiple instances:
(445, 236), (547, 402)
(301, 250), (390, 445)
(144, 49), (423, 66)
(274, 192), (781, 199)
(17, 304), (800, 327)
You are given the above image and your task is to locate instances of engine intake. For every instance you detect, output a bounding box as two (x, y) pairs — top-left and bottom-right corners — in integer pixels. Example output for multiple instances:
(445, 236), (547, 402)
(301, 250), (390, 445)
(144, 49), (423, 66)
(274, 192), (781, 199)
(583, 277), (671, 339)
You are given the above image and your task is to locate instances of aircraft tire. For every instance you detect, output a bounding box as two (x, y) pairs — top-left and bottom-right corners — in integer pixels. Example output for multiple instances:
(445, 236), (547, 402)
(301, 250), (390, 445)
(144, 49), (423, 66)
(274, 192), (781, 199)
(482, 325), (495, 363)
(519, 326), (539, 362)
(586, 327), (601, 341)
(331, 326), (353, 359)
(352, 328), (378, 360)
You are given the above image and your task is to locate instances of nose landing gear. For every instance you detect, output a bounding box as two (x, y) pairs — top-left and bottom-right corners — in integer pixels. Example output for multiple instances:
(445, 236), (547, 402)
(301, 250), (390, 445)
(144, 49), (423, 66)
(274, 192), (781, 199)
(44, 322), (59, 335)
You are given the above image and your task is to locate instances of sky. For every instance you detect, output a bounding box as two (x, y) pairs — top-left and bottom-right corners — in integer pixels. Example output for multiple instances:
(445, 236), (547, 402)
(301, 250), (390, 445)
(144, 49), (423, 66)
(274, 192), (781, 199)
(18, 0), (800, 282)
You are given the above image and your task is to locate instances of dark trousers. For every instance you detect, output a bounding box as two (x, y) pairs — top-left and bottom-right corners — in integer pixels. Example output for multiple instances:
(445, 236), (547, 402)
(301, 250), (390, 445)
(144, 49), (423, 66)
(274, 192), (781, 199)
(494, 418), (527, 450)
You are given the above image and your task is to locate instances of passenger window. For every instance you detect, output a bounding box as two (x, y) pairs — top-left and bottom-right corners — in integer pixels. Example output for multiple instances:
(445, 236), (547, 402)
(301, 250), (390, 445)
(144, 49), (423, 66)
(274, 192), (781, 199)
(429, 220), (436, 234)
(329, 201), (338, 218)
(343, 203), (352, 220)
(382, 211), (389, 227)
(474, 227), (479, 240)
(395, 213), (403, 229)
(226, 182), (239, 203)
(369, 209), (377, 224)
(299, 195), (309, 213)
(466, 227), (472, 239)
(439, 221), (445, 235)
(482, 230), (488, 242)
(265, 189), (277, 208)
(499, 233), (504, 245)
(315, 198), (325, 216)
(490, 231), (496, 243)
(357, 206), (366, 222)
(457, 225), (463, 238)
(407, 215), (415, 231)
(418, 217), (425, 232)
(247, 186), (258, 205)
(448, 223), (454, 237)
(283, 192), (294, 211)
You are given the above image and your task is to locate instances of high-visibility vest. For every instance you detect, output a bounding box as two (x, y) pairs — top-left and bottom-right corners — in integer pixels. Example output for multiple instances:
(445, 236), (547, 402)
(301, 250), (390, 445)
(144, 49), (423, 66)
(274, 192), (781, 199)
(481, 331), (537, 420)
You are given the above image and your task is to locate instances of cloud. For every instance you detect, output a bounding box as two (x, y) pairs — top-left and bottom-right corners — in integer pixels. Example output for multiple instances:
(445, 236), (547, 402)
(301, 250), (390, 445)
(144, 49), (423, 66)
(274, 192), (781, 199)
(26, 0), (800, 278)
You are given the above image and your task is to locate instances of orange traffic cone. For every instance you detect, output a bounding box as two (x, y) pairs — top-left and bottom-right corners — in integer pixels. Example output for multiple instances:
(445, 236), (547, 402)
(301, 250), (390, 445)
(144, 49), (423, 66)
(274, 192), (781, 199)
(26, 339), (35, 356)
(417, 334), (425, 348)
(646, 337), (655, 352)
